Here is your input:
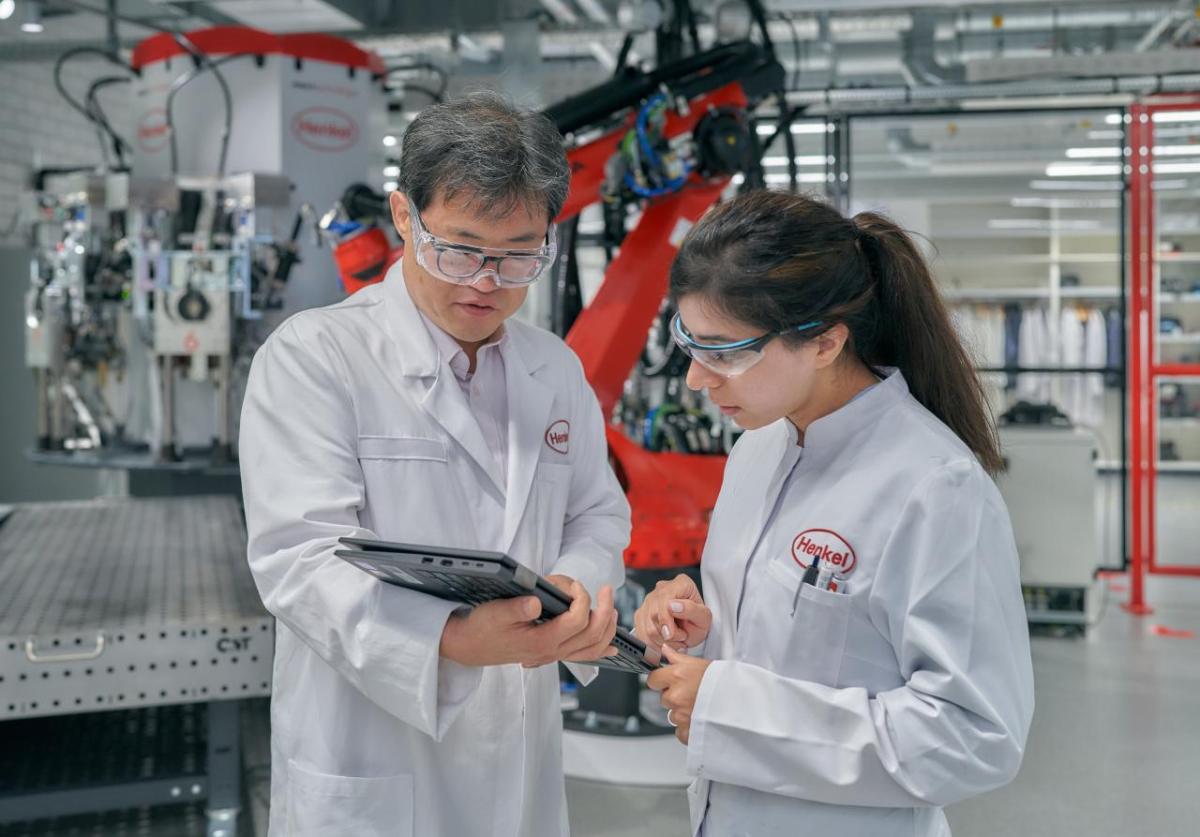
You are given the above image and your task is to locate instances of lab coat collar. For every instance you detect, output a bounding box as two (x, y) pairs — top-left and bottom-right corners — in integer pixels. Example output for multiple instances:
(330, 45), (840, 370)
(381, 262), (555, 542)
(792, 368), (907, 464)
(382, 262), (547, 379)
(501, 339), (556, 552)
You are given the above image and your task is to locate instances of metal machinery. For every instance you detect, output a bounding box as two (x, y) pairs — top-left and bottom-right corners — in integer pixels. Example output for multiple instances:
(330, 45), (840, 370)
(545, 36), (785, 748)
(996, 421), (1106, 630)
(23, 27), (383, 469)
(0, 497), (271, 833)
(25, 170), (295, 465)
(7, 27), (386, 835)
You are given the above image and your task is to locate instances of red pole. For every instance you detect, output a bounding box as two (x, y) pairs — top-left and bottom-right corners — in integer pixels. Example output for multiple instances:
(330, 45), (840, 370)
(1124, 104), (1154, 615)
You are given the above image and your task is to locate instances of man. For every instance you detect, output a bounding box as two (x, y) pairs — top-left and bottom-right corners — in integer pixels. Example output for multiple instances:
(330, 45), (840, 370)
(240, 92), (630, 836)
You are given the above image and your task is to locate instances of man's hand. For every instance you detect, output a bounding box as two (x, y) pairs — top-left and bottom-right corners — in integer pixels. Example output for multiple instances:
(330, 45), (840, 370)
(633, 573), (712, 654)
(646, 646), (712, 745)
(439, 576), (618, 669)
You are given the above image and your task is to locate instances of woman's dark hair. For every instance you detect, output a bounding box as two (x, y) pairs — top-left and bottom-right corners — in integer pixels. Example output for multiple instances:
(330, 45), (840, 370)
(669, 190), (1003, 475)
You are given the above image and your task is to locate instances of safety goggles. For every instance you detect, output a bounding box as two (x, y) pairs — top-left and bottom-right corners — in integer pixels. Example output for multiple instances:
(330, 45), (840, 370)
(670, 311), (823, 377)
(408, 200), (557, 288)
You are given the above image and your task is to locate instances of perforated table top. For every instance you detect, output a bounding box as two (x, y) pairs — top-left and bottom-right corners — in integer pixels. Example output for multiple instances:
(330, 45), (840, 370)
(0, 496), (265, 637)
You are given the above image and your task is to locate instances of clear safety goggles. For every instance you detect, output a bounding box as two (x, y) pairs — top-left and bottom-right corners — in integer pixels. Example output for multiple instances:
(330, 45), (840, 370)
(670, 311), (823, 377)
(408, 200), (557, 288)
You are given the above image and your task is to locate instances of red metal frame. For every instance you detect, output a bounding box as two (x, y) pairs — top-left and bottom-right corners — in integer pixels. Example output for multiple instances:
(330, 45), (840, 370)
(556, 83), (750, 570)
(1126, 98), (1200, 614)
(131, 26), (387, 74)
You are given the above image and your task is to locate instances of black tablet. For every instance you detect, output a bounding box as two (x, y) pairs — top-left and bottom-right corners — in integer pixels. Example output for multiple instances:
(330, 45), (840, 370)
(335, 537), (661, 674)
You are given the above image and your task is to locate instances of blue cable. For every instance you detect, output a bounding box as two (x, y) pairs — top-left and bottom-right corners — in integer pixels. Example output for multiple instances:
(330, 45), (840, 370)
(626, 93), (690, 198)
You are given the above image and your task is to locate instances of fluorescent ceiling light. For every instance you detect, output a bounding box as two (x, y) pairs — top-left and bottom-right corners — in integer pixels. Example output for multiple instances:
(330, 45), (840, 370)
(1066, 147), (1121, 159)
(1153, 110), (1200, 124)
(382, 180), (398, 192)
(382, 165), (400, 178)
(1104, 113), (1125, 125)
(1152, 161), (1200, 174)
(20, 0), (42, 33)
(1154, 145), (1200, 156)
(1030, 179), (1122, 191)
(756, 123), (831, 136)
(987, 219), (1102, 231)
(1045, 163), (1122, 177)
(0, 1), (14, 21)
(1011, 196), (1119, 209)
(761, 155), (829, 167)
(1066, 145), (1200, 159)
(1087, 130), (1123, 141)
(764, 173), (827, 185)
(1029, 178), (1187, 191)
(382, 135), (397, 147)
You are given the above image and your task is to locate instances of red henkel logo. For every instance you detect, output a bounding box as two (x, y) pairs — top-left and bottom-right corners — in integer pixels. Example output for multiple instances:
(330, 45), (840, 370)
(137, 107), (169, 153)
(290, 106), (359, 152)
(791, 529), (857, 576)
(545, 420), (570, 455)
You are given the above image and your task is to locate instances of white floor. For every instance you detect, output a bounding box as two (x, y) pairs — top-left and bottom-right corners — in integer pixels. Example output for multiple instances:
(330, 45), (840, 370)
(565, 574), (1200, 837)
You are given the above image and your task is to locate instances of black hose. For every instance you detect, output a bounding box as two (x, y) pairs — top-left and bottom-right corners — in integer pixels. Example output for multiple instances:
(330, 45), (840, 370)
(85, 75), (131, 167)
(402, 83), (443, 103)
(53, 46), (132, 167)
(166, 51), (244, 178)
(745, 0), (775, 58)
(614, 33), (635, 77)
(166, 37), (235, 178)
(782, 109), (798, 193)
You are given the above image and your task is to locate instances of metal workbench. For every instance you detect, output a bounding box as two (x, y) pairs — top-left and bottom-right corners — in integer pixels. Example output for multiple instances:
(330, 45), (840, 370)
(0, 496), (273, 836)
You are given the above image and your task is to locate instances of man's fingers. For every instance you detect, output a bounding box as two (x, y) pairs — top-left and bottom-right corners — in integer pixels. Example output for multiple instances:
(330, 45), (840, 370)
(552, 581), (591, 640)
(558, 607), (617, 660)
(487, 595), (542, 624)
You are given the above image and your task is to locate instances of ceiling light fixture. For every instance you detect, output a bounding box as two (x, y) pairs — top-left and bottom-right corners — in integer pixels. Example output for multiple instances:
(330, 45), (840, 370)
(1045, 162), (1123, 177)
(755, 123), (831, 137)
(21, 0), (43, 33)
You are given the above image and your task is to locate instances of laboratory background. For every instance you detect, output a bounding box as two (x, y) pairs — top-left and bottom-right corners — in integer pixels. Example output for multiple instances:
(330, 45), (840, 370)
(0, 0), (1197, 835)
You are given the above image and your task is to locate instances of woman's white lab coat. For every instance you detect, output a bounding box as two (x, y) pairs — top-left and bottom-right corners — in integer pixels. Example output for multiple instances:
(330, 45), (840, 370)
(239, 264), (629, 837)
(686, 370), (1034, 837)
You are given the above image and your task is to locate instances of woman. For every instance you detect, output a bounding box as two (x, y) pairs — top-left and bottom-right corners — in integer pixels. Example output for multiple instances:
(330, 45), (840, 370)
(635, 190), (1034, 837)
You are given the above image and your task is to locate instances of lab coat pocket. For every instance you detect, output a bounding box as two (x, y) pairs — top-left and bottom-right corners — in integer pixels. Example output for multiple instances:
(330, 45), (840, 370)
(357, 435), (447, 462)
(285, 760), (414, 837)
(755, 558), (851, 686)
(356, 436), (452, 541)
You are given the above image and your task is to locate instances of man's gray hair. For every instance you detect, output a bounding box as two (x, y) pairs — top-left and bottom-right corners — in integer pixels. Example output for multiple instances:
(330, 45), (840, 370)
(398, 91), (569, 223)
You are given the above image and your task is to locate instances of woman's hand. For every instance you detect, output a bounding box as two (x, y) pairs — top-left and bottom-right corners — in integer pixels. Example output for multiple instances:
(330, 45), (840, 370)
(646, 646), (712, 745)
(633, 573), (712, 654)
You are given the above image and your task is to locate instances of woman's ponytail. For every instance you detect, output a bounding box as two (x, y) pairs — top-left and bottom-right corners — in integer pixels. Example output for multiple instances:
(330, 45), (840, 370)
(853, 212), (1003, 475)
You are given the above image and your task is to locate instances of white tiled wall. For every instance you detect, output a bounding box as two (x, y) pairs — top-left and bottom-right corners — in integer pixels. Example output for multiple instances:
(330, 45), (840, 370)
(0, 57), (131, 246)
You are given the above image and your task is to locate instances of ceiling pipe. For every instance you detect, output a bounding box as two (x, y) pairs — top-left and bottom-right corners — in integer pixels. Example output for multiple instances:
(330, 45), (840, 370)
(901, 11), (965, 85)
(787, 70), (1200, 109)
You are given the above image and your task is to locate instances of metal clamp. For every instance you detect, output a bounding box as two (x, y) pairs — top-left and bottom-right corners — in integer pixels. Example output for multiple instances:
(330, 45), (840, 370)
(24, 633), (106, 664)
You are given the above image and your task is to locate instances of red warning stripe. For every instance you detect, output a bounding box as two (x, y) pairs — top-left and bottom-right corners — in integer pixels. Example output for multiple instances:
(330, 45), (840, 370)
(1150, 625), (1196, 639)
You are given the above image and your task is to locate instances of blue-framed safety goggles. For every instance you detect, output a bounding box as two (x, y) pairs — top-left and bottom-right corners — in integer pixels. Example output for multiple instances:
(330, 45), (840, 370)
(670, 311), (823, 377)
